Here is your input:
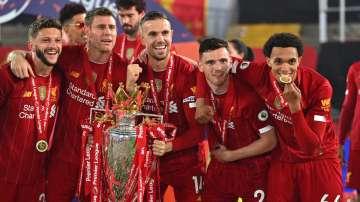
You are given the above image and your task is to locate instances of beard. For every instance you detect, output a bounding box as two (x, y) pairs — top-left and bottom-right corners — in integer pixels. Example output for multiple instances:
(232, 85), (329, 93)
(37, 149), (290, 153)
(122, 23), (139, 36)
(35, 46), (59, 66)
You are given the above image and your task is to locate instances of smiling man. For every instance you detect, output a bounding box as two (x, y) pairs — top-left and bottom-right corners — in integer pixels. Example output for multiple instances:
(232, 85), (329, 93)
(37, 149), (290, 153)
(126, 11), (205, 201)
(196, 33), (343, 202)
(7, 7), (129, 202)
(0, 18), (62, 202)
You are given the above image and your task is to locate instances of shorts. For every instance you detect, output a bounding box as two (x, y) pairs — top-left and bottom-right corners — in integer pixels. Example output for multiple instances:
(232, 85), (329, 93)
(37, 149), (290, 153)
(202, 159), (269, 202)
(267, 158), (343, 202)
(160, 154), (203, 202)
(47, 157), (82, 202)
(346, 149), (360, 190)
(0, 179), (45, 202)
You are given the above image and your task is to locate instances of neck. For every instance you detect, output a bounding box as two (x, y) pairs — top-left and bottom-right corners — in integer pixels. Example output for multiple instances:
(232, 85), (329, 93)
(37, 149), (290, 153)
(208, 76), (229, 95)
(149, 54), (170, 72)
(87, 45), (111, 64)
(32, 53), (53, 77)
(126, 32), (138, 41)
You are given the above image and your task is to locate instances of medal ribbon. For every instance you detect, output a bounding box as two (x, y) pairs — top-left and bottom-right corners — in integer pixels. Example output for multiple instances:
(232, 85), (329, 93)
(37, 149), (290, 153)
(31, 74), (52, 150)
(209, 78), (235, 145)
(82, 48), (114, 108)
(147, 54), (174, 122)
(270, 72), (288, 108)
(120, 35), (142, 64)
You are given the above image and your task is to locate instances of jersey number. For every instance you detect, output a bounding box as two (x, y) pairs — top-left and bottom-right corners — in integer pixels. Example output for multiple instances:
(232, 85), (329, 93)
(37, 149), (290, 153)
(192, 175), (203, 194)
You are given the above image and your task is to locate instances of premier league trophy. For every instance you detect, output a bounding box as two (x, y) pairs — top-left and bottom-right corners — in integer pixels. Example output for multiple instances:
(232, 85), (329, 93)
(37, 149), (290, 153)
(88, 82), (163, 202)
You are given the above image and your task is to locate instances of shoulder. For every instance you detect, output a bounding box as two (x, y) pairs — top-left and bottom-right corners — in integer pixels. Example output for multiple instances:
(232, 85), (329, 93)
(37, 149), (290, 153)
(300, 67), (331, 87)
(173, 54), (196, 75)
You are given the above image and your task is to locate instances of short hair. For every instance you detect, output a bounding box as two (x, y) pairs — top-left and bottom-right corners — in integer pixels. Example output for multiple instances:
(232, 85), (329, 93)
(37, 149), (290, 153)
(263, 33), (304, 57)
(199, 37), (229, 57)
(59, 3), (86, 25)
(245, 46), (255, 61)
(85, 7), (115, 26)
(28, 17), (62, 39)
(116, 0), (146, 13)
(229, 39), (248, 56)
(140, 11), (169, 27)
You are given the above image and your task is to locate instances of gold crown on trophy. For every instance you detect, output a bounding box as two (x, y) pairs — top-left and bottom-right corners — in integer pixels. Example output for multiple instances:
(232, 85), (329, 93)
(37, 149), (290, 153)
(113, 82), (150, 113)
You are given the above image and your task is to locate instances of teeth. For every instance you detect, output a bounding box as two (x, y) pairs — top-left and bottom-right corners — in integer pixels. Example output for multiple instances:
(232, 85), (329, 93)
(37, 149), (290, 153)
(155, 46), (166, 49)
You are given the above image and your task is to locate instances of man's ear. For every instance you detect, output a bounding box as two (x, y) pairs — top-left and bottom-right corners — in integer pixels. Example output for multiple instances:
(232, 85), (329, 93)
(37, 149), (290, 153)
(266, 57), (271, 66)
(27, 40), (33, 51)
(198, 61), (204, 72)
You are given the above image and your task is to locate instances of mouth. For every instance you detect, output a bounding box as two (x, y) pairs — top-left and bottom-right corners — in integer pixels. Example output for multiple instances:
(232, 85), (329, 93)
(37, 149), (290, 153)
(100, 39), (113, 45)
(44, 48), (59, 57)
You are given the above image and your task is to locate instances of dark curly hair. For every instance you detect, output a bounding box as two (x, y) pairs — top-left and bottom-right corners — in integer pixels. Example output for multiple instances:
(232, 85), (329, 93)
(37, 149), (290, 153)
(263, 33), (303, 57)
(116, 0), (146, 13)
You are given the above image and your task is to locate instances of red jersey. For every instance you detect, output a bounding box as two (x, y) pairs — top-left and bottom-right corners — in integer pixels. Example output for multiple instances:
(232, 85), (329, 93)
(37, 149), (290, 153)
(197, 58), (338, 162)
(114, 34), (144, 64)
(51, 45), (128, 164)
(207, 76), (274, 163)
(0, 58), (62, 184)
(339, 61), (360, 150)
(136, 54), (204, 172)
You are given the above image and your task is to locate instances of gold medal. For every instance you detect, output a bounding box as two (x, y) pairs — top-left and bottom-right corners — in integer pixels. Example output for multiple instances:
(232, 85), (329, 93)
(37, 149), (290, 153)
(36, 140), (48, 152)
(279, 74), (292, 84)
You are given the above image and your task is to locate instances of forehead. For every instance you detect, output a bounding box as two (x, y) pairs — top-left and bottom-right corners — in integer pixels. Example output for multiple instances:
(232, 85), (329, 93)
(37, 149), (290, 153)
(142, 19), (171, 33)
(71, 13), (86, 22)
(201, 48), (230, 61)
(118, 6), (139, 15)
(270, 47), (299, 58)
(35, 27), (62, 39)
(91, 15), (116, 25)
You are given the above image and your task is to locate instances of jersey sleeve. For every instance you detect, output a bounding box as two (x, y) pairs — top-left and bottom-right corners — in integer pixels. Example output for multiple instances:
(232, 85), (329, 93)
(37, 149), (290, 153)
(338, 64), (357, 145)
(291, 80), (333, 154)
(0, 66), (14, 107)
(250, 102), (274, 136)
(172, 72), (205, 151)
(231, 56), (268, 90)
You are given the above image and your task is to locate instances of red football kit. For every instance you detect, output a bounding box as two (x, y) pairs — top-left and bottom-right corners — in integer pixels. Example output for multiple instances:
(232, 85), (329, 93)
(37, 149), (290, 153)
(0, 56), (61, 202)
(339, 61), (360, 190)
(114, 34), (144, 64)
(46, 45), (128, 202)
(136, 54), (204, 201)
(201, 75), (273, 202)
(197, 58), (343, 202)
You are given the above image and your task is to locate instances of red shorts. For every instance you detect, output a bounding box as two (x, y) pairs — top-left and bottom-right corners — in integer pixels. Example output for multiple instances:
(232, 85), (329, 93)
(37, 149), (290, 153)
(347, 149), (360, 190)
(203, 159), (269, 202)
(0, 179), (45, 202)
(160, 155), (203, 202)
(267, 158), (343, 202)
(47, 157), (81, 202)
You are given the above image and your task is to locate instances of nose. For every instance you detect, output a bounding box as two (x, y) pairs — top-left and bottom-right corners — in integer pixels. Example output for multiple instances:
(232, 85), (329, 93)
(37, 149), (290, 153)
(122, 16), (129, 24)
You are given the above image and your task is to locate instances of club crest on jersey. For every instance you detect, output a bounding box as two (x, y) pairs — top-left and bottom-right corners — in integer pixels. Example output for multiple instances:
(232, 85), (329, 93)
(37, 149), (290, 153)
(39, 86), (46, 101)
(320, 98), (331, 112)
(69, 71), (80, 78)
(274, 96), (283, 110)
(258, 110), (269, 121)
(190, 86), (196, 94)
(155, 79), (162, 93)
(126, 48), (134, 60)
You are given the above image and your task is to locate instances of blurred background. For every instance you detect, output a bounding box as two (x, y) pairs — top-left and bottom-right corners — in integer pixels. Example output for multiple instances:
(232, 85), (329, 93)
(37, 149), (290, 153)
(1, 0), (359, 200)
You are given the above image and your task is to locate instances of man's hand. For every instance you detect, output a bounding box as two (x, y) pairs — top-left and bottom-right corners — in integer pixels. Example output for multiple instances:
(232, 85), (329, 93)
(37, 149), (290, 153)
(212, 145), (235, 163)
(126, 64), (142, 93)
(195, 98), (214, 124)
(283, 83), (301, 113)
(152, 140), (172, 156)
(8, 51), (34, 78)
